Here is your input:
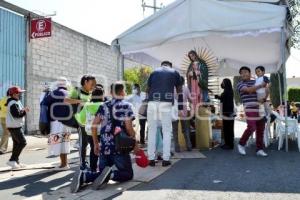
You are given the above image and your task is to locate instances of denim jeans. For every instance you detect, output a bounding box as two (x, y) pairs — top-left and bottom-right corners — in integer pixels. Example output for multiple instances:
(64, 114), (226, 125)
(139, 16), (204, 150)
(139, 119), (147, 144)
(156, 127), (163, 155)
(202, 90), (209, 103)
(78, 127), (88, 168)
(87, 135), (100, 172)
(180, 119), (192, 150)
(84, 153), (133, 183)
(172, 120), (192, 151)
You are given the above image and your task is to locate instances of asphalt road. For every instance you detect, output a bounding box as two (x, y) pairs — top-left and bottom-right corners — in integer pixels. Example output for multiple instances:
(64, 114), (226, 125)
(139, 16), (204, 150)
(1, 121), (300, 200)
(111, 141), (300, 200)
(1, 141), (300, 200)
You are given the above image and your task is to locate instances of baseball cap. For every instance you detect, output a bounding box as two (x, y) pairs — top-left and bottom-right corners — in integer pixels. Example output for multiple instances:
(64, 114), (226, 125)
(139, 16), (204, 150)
(135, 149), (149, 168)
(8, 86), (26, 96)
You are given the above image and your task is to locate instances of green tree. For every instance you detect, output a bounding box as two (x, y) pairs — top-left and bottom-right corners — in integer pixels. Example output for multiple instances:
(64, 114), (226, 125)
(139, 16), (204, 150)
(270, 73), (284, 108)
(288, 88), (300, 102)
(124, 66), (153, 94)
(233, 76), (241, 105)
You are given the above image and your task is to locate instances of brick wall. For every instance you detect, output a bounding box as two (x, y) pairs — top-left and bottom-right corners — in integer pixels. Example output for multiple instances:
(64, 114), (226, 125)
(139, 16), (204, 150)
(124, 58), (147, 69)
(26, 23), (119, 133)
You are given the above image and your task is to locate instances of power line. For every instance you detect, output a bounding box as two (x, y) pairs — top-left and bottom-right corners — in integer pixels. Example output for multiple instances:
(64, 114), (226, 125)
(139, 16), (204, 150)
(142, 0), (163, 17)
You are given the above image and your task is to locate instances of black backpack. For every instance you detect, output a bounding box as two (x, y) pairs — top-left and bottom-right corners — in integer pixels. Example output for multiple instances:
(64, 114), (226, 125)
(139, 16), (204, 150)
(108, 101), (135, 154)
(59, 87), (84, 129)
(39, 91), (51, 135)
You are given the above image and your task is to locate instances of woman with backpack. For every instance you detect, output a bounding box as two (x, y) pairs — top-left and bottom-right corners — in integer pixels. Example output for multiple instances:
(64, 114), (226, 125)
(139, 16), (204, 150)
(45, 77), (74, 170)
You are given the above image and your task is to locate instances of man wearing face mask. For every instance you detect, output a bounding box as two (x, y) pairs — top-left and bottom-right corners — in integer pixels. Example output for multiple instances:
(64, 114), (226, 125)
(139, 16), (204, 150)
(126, 84), (146, 145)
(6, 86), (29, 169)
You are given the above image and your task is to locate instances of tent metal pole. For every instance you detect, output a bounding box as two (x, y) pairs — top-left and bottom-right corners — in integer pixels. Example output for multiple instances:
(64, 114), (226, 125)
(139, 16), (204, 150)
(278, 72), (283, 104)
(280, 27), (288, 152)
(121, 55), (125, 79)
(116, 39), (124, 80)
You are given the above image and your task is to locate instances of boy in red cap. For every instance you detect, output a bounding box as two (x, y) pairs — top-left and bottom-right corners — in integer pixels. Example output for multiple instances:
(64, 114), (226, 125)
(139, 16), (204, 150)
(6, 86), (29, 169)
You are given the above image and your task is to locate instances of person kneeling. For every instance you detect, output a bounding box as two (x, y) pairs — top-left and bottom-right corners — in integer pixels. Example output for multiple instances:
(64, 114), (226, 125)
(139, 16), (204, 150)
(71, 83), (139, 193)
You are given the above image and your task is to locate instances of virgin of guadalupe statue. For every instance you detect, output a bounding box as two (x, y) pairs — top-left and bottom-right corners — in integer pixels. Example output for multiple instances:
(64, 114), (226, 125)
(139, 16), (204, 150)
(186, 50), (209, 113)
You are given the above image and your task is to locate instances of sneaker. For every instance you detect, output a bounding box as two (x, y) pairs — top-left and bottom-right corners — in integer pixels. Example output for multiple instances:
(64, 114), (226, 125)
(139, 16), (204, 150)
(238, 144), (246, 155)
(70, 170), (83, 193)
(162, 160), (171, 167)
(17, 163), (27, 168)
(92, 167), (112, 190)
(149, 160), (156, 167)
(256, 150), (268, 157)
(7, 161), (21, 169)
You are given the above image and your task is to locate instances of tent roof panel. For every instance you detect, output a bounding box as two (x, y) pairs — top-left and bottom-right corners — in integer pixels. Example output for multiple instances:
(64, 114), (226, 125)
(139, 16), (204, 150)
(113, 0), (287, 73)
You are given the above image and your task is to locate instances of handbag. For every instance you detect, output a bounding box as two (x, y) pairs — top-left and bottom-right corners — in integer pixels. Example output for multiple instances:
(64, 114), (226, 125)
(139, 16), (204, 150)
(109, 102), (136, 154)
(138, 99), (148, 117)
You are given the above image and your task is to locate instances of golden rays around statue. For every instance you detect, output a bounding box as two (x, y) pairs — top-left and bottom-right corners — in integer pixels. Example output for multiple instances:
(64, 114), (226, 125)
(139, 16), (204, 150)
(181, 47), (218, 73)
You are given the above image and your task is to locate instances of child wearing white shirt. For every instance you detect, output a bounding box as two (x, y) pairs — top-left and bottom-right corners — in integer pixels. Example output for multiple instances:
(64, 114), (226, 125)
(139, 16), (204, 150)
(255, 66), (270, 117)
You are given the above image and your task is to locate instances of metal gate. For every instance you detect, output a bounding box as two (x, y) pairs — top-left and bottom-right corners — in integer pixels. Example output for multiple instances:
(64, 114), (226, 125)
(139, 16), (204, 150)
(0, 7), (26, 98)
(0, 8), (26, 135)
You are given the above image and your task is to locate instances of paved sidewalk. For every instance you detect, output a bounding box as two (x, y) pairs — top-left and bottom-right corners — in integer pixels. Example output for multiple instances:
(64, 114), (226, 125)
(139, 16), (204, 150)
(0, 134), (79, 169)
(4, 133), (79, 152)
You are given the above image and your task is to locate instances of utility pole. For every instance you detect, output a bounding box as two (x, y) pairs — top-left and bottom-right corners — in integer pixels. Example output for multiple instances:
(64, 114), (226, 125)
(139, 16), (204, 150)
(142, 0), (163, 16)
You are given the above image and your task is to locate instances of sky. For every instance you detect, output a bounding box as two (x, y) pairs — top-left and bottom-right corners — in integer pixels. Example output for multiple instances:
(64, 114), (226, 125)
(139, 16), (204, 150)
(6, 0), (175, 44)
(5, 0), (300, 77)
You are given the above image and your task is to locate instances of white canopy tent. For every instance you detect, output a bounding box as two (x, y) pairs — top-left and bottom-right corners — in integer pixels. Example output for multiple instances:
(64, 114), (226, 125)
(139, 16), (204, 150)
(112, 0), (287, 75)
(112, 0), (291, 151)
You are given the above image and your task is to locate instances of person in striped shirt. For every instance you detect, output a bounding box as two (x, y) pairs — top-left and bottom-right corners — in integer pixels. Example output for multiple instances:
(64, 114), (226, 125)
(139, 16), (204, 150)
(237, 66), (268, 157)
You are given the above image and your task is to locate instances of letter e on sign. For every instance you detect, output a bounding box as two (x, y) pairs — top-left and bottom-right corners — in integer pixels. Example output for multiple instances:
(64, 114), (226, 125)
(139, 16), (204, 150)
(30, 18), (52, 39)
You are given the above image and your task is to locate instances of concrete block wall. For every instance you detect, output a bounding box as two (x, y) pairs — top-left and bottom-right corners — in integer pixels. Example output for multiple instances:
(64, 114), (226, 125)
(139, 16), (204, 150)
(26, 23), (119, 133)
(124, 59), (146, 69)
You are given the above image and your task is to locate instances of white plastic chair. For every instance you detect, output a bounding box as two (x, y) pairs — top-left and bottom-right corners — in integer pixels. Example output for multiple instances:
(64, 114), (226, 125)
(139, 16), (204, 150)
(264, 115), (271, 147)
(298, 124), (300, 152)
(275, 113), (300, 151)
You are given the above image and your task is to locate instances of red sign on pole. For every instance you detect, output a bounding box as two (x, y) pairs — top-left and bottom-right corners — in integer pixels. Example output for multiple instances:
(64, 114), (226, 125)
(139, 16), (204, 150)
(30, 18), (52, 39)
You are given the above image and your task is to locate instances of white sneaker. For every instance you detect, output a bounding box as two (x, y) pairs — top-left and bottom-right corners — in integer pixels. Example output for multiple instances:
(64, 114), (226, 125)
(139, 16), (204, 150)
(7, 161), (21, 169)
(256, 150), (268, 157)
(238, 144), (246, 155)
(18, 163), (27, 168)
